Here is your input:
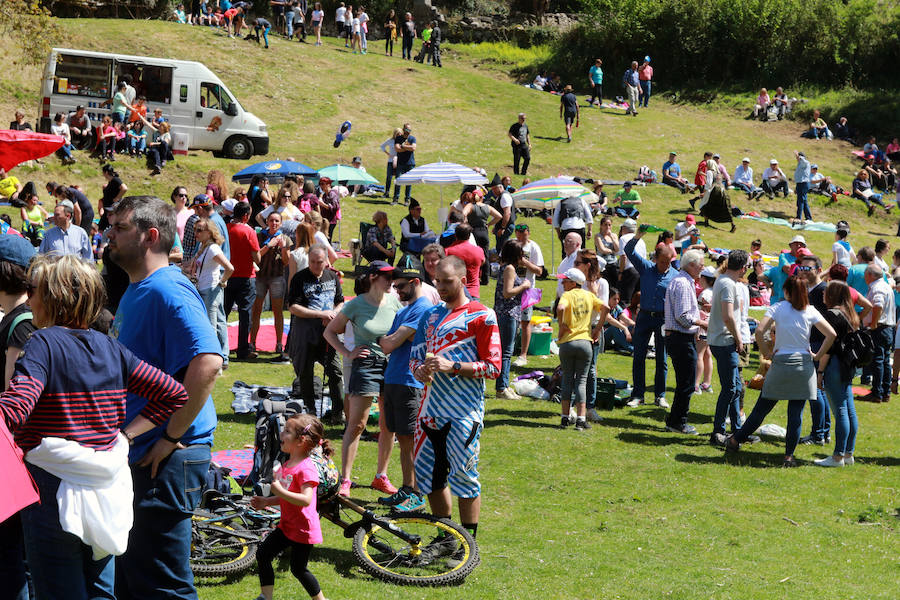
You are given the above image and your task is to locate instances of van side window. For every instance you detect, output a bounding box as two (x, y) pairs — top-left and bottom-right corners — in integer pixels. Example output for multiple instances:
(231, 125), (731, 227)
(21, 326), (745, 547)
(115, 62), (173, 104)
(54, 54), (112, 98)
(200, 82), (221, 111)
(180, 85), (188, 103)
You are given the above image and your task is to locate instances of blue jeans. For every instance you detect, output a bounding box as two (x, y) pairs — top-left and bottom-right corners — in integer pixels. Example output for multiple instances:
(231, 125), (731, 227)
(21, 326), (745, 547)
(128, 136), (146, 154)
(585, 340), (602, 409)
(639, 80), (651, 107)
(0, 514), (30, 600)
(224, 276), (256, 356)
(21, 464), (115, 600)
(734, 182), (761, 195)
(58, 142), (74, 160)
(495, 314), (518, 392)
(255, 25), (270, 46)
(117, 445), (210, 600)
(199, 285), (228, 365)
(807, 358), (831, 440)
(631, 311), (667, 398)
(665, 332), (697, 428)
(559, 339), (593, 406)
(870, 325), (893, 397)
(614, 206), (640, 219)
(795, 181), (811, 220)
(604, 325), (633, 353)
(822, 356), (857, 455)
(735, 397), (805, 457)
(710, 343), (742, 435)
(284, 11), (294, 37)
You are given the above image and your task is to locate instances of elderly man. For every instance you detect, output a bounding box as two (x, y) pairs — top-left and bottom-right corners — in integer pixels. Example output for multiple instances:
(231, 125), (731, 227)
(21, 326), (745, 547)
(733, 157), (762, 199)
(622, 61), (640, 116)
(761, 159), (790, 198)
(508, 113), (531, 176)
(39, 200), (93, 261)
(862, 264), (895, 403)
(555, 231), (582, 303)
(399, 199), (435, 255)
(793, 150), (812, 223)
(363, 210), (396, 264)
(624, 224), (678, 408)
(663, 249), (708, 434)
(107, 195), (223, 600)
(552, 194), (592, 254)
(707, 250), (755, 446)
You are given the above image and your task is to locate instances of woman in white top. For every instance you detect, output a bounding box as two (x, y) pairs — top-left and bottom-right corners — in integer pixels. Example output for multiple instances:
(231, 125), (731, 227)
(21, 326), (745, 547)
(289, 221), (317, 282)
(350, 13), (362, 53)
(311, 2), (324, 45)
(187, 217), (235, 364)
(305, 210), (338, 264)
(727, 275), (835, 466)
(256, 185), (302, 228)
(50, 112), (76, 165)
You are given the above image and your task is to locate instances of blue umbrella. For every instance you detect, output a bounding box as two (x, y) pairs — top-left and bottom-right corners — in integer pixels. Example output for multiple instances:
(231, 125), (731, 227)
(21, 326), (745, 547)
(232, 159), (319, 184)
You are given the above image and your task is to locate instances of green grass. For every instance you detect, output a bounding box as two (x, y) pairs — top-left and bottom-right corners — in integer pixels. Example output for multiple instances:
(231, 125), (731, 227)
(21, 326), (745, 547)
(3, 20), (899, 600)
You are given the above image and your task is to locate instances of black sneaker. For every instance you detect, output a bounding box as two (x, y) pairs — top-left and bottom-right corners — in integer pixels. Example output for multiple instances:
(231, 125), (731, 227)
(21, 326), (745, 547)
(560, 416), (570, 428)
(709, 433), (728, 447)
(574, 418), (590, 430)
(666, 424), (698, 435)
(377, 486), (411, 506)
(799, 435), (825, 446)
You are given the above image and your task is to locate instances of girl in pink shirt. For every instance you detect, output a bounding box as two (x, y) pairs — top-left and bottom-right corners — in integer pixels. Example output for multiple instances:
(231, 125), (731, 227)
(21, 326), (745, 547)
(250, 414), (329, 600)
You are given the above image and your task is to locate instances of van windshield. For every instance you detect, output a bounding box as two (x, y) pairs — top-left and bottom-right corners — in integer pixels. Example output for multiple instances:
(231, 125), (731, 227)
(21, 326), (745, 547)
(116, 62), (174, 104)
(54, 54), (112, 98)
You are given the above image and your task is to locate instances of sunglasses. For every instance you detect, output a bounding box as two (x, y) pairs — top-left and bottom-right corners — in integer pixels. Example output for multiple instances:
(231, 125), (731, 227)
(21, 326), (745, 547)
(26, 282), (36, 298)
(794, 265), (814, 272)
(515, 225), (528, 231)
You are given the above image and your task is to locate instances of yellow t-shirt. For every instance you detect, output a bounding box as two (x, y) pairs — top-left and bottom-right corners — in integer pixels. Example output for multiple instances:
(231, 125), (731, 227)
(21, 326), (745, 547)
(0, 176), (20, 198)
(558, 288), (605, 344)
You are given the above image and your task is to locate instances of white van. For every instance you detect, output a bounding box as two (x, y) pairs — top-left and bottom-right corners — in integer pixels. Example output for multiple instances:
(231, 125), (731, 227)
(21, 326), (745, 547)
(38, 48), (269, 159)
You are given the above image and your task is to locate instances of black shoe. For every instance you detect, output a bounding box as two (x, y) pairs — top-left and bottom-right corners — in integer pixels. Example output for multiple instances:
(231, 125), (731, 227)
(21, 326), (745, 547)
(744, 434), (761, 444)
(688, 198), (697, 209)
(799, 435), (825, 446)
(666, 424), (699, 436)
(424, 534), (459, 559)
(560, 416), (570, 428)
(782, 457), (799, 468)
(574, 418), (590, 431)
(709, 432), (728, 447)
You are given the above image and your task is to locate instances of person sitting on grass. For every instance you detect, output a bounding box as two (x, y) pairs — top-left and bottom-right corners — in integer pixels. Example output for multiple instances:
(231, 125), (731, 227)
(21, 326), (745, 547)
(833, 116), (856, 144)
(761, 159), (790, 198)
(603, 287), (634, 354)
(808, 110), (832, 140)
(613, 181), (641, 218)
(852, 169), (893, 216)
(662, 152), (690, 193)
(681, 227), (707, 255)
(752, 87), (770, 120)
(809, 164), (840, 202)
(732, 157), (762, 199)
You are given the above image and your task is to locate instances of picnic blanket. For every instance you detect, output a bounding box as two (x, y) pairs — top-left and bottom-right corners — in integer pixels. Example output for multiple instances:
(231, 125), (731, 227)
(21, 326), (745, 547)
(739, 215), (837, 232)
(228, 318), (289, 353)
(211, 448), (254, 481)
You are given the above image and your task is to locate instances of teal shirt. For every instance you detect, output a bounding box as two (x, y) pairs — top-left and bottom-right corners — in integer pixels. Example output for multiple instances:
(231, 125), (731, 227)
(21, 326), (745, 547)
(589, 65), (603, 85)
(341, 294), (403, 357)
(112, 92), (128, 116)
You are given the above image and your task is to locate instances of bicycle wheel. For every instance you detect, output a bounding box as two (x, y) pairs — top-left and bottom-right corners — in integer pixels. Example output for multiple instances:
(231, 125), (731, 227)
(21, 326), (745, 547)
(351, 513), (479, 586)
(191, 513), (258, 577)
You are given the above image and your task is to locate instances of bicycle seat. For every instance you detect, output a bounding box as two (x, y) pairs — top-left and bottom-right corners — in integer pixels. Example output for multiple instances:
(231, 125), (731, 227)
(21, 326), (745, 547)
(200, 489), (245, 508)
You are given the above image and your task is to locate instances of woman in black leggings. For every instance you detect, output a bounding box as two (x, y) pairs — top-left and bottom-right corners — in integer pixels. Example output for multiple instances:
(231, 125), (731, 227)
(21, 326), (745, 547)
(384, 9), (396, 55)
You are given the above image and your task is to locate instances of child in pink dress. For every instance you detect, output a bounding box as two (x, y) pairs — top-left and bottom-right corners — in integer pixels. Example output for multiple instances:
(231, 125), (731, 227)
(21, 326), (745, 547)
(250, 414), (329, 600)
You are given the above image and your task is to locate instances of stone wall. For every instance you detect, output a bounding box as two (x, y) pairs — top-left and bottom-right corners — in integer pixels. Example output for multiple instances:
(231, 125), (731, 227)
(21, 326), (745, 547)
(449, 12), (578, 44)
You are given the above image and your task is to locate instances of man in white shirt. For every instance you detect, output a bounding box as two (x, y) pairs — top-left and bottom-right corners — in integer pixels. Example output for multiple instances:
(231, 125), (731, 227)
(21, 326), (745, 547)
(335, 2), (347, 45)
(514, 223), (545, 366)
(39, 201), (93, 261)
(733, 157), (762, 199)
(552, 195), (593, 256)
(555, 231), (581, 301)
(761, 158), (790, 198)
(863, 264), (895, 403)
(616, 218), (644, 307)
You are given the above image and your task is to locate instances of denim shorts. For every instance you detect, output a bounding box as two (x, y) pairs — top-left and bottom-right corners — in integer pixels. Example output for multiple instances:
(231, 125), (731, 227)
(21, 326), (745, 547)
(255, 274), (286, 299)
(349, 351), (387, 397)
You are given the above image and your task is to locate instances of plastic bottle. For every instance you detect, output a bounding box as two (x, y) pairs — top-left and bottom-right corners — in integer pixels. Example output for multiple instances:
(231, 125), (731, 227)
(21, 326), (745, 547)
(639, 224), (666, 233)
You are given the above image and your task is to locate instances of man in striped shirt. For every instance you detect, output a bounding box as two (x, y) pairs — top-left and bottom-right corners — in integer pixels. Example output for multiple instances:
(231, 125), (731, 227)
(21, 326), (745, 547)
(663, 250), (708, 435)
(410, 256), (500, 549)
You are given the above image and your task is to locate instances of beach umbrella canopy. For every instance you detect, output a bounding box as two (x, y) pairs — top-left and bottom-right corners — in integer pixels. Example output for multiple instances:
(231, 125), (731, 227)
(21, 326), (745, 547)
(0, 130), (65, 171)
(394, 161), (488, 186)
(318, 164), (379, 185)
(232, 159), (319, 184)
(511, 177), (595, 210)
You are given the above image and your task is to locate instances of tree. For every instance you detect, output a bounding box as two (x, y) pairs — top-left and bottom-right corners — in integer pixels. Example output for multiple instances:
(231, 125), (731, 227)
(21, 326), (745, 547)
(0, 1), (62, 66)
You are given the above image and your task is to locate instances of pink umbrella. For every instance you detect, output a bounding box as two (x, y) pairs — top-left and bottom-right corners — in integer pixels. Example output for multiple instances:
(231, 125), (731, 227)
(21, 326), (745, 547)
(0, 129), (66, 172)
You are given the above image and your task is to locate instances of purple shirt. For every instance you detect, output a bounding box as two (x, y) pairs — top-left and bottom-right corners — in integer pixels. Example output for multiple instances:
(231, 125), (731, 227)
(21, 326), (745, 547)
(665, 270), (700, 334)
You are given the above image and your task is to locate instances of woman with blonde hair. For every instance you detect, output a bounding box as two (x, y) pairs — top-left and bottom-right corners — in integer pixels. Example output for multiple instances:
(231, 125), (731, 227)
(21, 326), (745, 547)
(305, 210), (338, 264)
(186, 217), (234, 365)
(257, 185), (302, 228)
(205, 169), (228, 205)
(289, 222), (317, 282)
(380, 127), (403, 198)
(0, 254), (189, 600)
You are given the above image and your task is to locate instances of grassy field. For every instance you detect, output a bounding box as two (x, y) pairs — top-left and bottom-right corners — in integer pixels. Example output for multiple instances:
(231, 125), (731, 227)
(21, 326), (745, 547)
(3, 20), (899, 600)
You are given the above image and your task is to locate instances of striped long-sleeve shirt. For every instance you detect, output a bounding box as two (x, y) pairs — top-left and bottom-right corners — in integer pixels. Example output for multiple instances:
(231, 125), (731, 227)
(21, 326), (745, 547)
(0, 327), (188, 452)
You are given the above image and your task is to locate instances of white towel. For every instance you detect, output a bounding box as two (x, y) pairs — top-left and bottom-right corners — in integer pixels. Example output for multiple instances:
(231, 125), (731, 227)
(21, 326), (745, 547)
(26, 434), (133, 560)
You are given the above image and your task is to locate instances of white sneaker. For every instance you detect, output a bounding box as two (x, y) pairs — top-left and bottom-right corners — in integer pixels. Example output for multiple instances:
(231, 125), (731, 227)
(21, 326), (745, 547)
(497, 388), (521, 400)
(626, 396), (644, 407)
(655, 396), (670, 408)
(814, 455), (845, 467)
(513, 356), (528, 367)
(586, 408), (603, 422)
(843, 454), (855, 466)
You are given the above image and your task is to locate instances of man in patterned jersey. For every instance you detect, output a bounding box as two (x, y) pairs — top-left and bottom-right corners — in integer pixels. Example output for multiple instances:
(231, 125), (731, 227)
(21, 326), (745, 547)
(410, 256), (500, 549)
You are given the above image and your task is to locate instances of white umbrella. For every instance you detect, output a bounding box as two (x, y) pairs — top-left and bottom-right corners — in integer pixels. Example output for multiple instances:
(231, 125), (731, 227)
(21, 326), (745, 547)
(394, 161), (489, 211)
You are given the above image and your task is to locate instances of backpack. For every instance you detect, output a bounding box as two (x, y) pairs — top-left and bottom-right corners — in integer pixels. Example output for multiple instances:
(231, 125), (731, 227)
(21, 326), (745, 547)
(559, 195), (583, 221)
(841, 327), (874, 370)
(637, 166), (656, 183)
(246, 393), (304, 488)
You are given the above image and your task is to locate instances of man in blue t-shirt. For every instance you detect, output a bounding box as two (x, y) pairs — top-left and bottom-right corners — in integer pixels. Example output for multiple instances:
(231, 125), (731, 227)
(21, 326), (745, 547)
(107, 195), (223, 600)
(375, 265), (434, 511)
(392, 122), (417, 206)
(662, 151), (690, 193)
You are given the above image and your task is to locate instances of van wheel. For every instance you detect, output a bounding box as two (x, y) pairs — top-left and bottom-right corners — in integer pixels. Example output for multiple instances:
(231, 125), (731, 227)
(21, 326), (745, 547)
(224, 136), (253, 160)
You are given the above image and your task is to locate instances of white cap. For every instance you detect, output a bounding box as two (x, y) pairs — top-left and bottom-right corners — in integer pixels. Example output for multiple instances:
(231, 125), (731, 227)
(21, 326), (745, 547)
(770, 158), (778, 165)
(622, 218), (638, 231)
(221, 199), (238, 213)
(742, 157), (751, 163)
(563, 268), (586, 285)
(700, 266), (718, 278)
(789, 234), (807, 246)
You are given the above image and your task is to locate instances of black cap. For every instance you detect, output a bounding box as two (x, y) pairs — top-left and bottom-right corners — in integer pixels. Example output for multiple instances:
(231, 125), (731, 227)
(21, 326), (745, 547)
(392, 265), (423, 280)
